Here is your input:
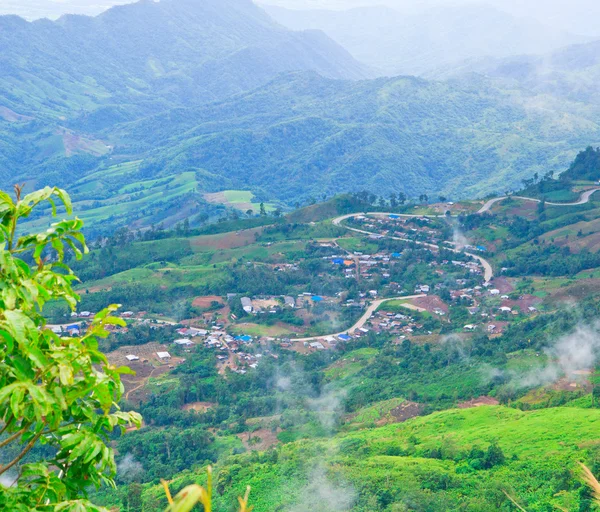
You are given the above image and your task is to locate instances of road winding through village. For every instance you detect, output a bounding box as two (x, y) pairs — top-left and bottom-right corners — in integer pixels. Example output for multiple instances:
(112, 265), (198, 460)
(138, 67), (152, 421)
(297, 188), (600, 344)
(293, 294), (427, 343)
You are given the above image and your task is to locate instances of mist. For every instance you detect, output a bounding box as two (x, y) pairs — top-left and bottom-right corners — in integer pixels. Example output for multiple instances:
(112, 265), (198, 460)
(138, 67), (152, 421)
(484, 321), (600, 390)
(5, 0), (600, 39)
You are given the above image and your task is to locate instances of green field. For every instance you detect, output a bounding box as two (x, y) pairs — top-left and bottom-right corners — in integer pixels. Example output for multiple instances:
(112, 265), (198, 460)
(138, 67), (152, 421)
(204, 189), (277, 213)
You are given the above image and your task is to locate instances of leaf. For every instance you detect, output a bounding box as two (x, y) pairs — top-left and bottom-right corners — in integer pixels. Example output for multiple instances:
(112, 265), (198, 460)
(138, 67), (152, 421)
(59, 364), (74, 386)
(10, 385), (25, 417)
(165, 485), (207, 512)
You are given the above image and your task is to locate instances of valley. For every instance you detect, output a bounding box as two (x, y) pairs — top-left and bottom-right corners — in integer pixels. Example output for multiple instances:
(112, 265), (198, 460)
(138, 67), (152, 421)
(28, 154), (600, 510)
(4, 1), (600, 510)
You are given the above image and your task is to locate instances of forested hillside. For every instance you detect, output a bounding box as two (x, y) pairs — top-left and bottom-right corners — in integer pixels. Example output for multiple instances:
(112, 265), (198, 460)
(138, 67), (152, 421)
(2, 0), (600, 231)
(104, 72), (600, 202)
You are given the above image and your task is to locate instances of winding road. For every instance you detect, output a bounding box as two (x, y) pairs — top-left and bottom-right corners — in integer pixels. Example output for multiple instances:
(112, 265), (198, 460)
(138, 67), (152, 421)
(292, 187), (598, 345)
(477, 188), (600, 214)
(334, 212), (494, 283)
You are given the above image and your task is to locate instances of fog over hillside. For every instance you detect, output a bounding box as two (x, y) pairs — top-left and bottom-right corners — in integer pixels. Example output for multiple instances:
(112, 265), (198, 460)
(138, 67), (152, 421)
(262, 0), (600, 38)
(263, 3), (589, 75)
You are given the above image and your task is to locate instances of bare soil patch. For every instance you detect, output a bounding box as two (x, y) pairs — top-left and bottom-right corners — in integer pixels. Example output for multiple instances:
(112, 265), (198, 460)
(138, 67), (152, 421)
(389, 401), (423, 422)
(106, 342), (183, 404)
(237, 428), (281, 451)
(182, 402), (217, 413)
(492, 277), (515, 294)
(412, 295), (449, 314)
(192, 295), (224, 308)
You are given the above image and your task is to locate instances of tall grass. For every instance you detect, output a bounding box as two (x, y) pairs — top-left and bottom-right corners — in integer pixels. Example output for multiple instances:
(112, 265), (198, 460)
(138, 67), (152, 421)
(162, 466), (253, 512)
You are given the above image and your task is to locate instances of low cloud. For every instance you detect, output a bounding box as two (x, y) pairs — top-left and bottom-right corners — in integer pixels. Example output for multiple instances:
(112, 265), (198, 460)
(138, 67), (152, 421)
(117, 453), (144, 483)
(289, 464), (357, 512)
(484, 322), (600, 389)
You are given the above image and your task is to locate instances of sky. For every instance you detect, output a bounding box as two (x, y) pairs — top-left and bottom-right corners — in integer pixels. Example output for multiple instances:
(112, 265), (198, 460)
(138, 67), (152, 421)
(2, 0), (600, 37)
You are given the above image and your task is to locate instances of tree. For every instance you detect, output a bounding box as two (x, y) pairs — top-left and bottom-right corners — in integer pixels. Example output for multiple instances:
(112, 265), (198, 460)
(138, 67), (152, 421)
(259, 202), (266, 216)
(0, 186), (141, 511)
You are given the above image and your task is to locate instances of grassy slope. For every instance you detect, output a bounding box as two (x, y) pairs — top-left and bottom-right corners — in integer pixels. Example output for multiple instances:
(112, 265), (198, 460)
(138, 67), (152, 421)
(143, 406), (600, 511)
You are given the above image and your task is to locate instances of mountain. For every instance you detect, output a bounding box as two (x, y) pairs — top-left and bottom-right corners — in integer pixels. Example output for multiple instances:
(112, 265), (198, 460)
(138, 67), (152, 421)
(430, 39), (600, 107)
(0, 0), (133, 20)
(0, 0), (367, 116)
(0, 0), (368, 190)
(98, 72), (600, 203)
(262, 3), (589, 76)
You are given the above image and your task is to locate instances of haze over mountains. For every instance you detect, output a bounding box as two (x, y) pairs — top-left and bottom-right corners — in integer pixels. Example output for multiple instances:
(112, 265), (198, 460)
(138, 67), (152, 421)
(1, 0), (600, 231)
(263, 3), (588, 76)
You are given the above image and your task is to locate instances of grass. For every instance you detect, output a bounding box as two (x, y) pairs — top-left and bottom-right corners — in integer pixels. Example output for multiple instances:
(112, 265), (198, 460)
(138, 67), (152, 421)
(347, 397), (406, 427)
(142, 405), (600, 511)
(336, 237), (379, 253)
(324, 348), (379, 380)
(229, 323), (294, 337)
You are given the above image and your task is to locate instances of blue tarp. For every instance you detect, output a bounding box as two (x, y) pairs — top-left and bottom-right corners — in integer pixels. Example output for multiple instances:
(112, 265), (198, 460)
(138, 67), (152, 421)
(311, 296), (324, 302)
(391, 252), (402, 258)
(332, 258), (344, 265)
(235, 335), (252, 342)
(338, 334), (351, 341)
(389, 214), (400, 219)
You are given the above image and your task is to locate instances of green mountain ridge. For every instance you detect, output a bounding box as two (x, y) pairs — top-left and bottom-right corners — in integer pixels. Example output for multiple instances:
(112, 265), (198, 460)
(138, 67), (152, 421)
(105, 71), (600, 201)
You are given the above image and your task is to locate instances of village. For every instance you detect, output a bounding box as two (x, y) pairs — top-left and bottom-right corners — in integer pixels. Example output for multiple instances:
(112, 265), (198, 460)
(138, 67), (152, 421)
(48, 212), (542, 385)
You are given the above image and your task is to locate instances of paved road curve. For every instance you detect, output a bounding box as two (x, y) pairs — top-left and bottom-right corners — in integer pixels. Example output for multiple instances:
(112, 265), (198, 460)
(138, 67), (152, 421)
(477, 188), (600, 214)
(293, 294), (426, 343)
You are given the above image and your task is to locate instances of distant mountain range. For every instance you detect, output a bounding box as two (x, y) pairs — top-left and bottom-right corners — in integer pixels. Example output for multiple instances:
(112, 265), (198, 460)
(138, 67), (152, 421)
(1, 0), (600, 231)
(0, 0), (367, 185)
(262, 3), (590, 76)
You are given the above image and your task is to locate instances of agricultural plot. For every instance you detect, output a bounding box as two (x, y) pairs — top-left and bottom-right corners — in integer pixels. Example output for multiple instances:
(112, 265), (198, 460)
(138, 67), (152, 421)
(204, 189), (277, 213)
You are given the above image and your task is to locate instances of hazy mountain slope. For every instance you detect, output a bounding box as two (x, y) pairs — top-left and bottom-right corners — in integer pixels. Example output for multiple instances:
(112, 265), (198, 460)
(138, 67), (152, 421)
(431, 39), (600, 106)
(101, 72), (600, 202)
(262, 4), (588, 76)
(0, 0), (132, 20)
(0, 0), (368, 117)
(0, 0), (368, 182)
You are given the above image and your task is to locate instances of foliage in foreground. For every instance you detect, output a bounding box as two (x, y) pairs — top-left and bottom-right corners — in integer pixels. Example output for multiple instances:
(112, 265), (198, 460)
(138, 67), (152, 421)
(0, 185), (253, 511)
(0, 186), (141, 510)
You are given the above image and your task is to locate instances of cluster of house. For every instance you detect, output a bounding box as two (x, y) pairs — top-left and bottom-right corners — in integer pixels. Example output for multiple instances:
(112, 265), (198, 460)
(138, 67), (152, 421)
(302, 330), (370, 351)
(238, 293), (334, 315)
(328, 251), (408, 281)
(166, 325), (264, 374)
(351, 215), (444, 245)
(369, 310), (423, 337)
